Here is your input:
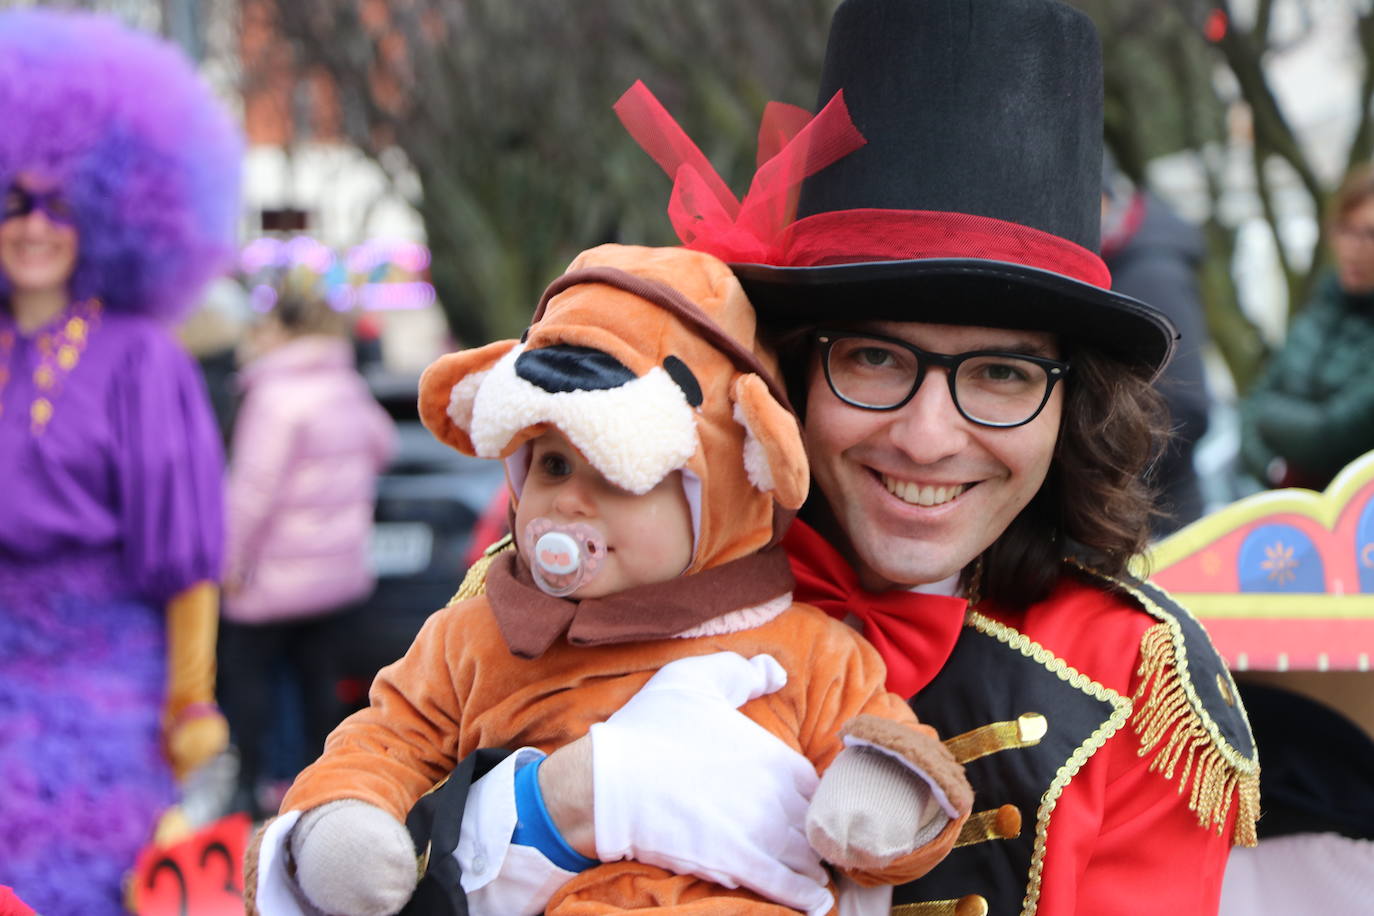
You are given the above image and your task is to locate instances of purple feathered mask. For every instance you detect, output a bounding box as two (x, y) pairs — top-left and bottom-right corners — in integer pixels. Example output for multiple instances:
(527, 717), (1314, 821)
(0, 9), (242, 323)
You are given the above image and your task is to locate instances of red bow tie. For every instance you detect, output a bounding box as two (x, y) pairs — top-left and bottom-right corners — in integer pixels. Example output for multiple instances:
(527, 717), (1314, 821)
(784, 519), (967, 698)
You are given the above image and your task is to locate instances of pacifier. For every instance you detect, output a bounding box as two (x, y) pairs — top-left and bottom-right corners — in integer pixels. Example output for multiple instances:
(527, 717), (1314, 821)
(521, 517), (606, 598)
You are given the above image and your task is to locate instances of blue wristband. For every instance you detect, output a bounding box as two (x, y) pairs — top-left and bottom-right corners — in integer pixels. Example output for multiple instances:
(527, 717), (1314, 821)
(511, 756), (599, 873)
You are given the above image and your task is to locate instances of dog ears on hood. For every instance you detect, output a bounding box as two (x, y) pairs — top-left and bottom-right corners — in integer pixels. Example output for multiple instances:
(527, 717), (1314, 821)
(418, 338), (520, 456)
(732, 372), (808, 511)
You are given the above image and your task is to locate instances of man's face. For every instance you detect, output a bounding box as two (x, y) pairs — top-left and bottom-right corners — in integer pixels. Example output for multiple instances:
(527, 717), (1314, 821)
(803, 320), (1063, 591)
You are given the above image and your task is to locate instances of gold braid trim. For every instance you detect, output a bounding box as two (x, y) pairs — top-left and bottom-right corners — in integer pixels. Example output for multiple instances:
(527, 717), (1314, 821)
(1133, 620), (1260, 846)
(945, 713), (1047, 765)
(450, 534), (514, 603)
(955, 804), (1023, 848)
(967, 611), (1130, 916)
(893, 897), (989, 916)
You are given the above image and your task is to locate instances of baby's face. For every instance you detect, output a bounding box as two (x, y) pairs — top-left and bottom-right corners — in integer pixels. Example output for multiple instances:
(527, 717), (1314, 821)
(515, 430), (694, 599)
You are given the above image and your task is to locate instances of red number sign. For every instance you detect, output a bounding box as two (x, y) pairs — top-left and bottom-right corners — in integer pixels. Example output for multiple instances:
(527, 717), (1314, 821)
(131, 813), (251, 916)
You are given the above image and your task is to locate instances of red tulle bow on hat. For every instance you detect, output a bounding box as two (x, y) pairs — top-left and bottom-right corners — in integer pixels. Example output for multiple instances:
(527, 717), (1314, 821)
(615, 81), (1111, 287)
(614, 80), (867, 265)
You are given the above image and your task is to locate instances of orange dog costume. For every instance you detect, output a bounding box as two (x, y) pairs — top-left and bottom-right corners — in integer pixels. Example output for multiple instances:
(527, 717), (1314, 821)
(269, 245), (971, 914)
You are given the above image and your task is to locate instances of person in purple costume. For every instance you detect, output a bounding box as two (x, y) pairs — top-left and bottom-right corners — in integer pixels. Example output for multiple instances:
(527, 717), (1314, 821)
(0, 10), (243, 914)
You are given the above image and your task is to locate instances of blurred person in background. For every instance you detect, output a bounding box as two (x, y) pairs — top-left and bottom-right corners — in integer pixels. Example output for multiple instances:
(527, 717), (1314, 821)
(0, 9), (241, 914)
(1240, 163), (1374, 491)
(1101, 151), (1213, 535)
(220, 279), (396, 821)
(1227, 163), (1374, 911)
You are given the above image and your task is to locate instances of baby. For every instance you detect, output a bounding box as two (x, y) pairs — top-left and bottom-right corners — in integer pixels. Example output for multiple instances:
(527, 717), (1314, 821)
(248, 244), (971, 916)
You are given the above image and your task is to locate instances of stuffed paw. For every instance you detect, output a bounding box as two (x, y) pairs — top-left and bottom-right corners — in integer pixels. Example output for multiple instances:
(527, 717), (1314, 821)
(805, 744), (952, 870)
(290, 799), (420, 916)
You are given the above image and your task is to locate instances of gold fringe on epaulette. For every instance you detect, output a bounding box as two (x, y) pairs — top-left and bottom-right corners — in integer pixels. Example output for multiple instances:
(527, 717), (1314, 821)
(449, 534), (514, 603)
(1133, 623), (1260, 846)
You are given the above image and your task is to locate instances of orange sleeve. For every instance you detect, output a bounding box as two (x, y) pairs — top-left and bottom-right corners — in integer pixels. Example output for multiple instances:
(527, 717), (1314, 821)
(279, 601), (475, 820)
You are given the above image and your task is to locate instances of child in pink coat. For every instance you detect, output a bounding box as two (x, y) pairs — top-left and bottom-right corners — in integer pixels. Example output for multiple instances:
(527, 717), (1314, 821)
(220, 287), (396, 818)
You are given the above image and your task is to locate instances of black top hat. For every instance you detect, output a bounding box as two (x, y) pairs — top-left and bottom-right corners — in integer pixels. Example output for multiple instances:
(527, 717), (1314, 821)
(732, 0), (1177, 373)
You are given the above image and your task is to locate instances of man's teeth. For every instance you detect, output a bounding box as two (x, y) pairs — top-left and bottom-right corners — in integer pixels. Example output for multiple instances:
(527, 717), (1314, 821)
(882, 475), (968, 506)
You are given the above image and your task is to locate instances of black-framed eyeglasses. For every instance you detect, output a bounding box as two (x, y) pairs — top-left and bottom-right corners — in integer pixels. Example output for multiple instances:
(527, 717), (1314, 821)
(816, 331), (1070, 428)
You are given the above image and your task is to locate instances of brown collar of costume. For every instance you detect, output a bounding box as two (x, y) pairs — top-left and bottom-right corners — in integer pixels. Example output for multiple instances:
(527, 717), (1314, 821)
(485, 546), (796, 658)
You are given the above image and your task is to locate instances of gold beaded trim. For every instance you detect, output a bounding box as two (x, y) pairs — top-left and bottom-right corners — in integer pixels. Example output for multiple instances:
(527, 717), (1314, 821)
(966, 611), (1131, 916)
(449, 533), (514, 603)
(1077, 568), (1260, 847)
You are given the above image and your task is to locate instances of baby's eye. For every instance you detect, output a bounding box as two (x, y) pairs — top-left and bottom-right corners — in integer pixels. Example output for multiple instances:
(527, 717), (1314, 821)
(539, 452), (572, 477)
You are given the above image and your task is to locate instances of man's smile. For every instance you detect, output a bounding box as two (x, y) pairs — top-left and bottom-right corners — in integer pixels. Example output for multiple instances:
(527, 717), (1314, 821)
(879, 472), (971, 507)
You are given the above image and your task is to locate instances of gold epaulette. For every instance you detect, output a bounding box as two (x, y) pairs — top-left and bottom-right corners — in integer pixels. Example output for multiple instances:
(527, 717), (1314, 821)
(1070, 561), (1260, 846)
(449, 534), (514, 603)
(1133, 620), (1260, 846)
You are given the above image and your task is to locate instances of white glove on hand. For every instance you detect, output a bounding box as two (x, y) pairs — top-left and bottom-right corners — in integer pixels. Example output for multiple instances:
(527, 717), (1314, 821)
(590, 651), (833, 916)
(290, 799), (419, 916)
(805, 745), (949, 871)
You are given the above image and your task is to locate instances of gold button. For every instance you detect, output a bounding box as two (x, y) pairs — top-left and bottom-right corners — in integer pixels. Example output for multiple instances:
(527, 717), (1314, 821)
(994, 803), (1022, 839)
(1216, 673), (1235, 706)
(66, 317), (87, 341)
(1017, 712), (1048, 744)
(957, 895), (989, 916)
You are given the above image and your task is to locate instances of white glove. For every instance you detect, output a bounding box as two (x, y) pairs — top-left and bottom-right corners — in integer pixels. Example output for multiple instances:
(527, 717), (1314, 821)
(290, 799), (419, 916)
(590, 651), (833, 916)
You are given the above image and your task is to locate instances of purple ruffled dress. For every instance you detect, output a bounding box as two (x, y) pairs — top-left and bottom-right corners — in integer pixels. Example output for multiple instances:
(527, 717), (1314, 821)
(0, 304), (224, 915)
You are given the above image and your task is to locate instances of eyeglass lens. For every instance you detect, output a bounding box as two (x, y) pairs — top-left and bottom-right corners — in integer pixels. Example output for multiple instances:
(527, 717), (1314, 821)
(824, 335), (1056, 425)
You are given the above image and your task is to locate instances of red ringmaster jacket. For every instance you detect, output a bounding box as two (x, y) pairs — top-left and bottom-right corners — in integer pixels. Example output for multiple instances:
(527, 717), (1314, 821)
(785, 519), (1259, 916)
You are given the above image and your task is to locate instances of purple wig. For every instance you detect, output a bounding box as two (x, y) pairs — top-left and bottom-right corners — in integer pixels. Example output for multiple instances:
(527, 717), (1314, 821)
(0, 9), (242, 323)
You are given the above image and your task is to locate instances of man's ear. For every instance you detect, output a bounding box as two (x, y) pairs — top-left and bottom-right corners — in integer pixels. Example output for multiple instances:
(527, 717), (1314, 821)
(418, 339), (519, 455)
(731, 373), (809, 510)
